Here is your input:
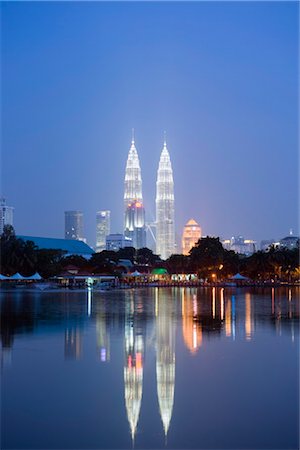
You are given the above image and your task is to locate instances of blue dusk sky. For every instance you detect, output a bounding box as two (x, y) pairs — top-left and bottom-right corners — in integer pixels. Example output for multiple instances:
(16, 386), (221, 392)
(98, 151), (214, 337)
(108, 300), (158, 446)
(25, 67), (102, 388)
(1, 1), (299, 249)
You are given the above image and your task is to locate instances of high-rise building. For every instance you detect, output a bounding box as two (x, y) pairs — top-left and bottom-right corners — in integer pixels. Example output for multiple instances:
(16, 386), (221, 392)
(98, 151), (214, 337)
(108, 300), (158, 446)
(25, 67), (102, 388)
(182, 219), (202, 255)
(96, 210), (110, 252)
(64, 211), (85, 241)
(156, 137), (175, 260)
(0, 197), (14, 234)
(124, 132), (146, 249)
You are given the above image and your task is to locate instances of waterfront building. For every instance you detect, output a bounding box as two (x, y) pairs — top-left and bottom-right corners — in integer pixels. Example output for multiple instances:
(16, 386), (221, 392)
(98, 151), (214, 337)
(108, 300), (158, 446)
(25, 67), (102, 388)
(0, 197), (14, 234)
(64, 211), (85, 242)
(17, 235), (94, 258)
(106, 233), (132, 251)
(96, 210), (111, 252)
(156, 137), (175, 260)
(182, 219), (202, 255)
(124, 133), (146, 249)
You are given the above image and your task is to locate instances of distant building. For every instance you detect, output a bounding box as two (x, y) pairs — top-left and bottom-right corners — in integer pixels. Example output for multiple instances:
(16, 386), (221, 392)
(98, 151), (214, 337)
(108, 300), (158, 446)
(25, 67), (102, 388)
(106, 233), (133, 252)
(222, 236), (256, 255)
(17, 235), (94, 258)
(260, 239), (276, 251)
(0, 197), (14, 234)
(279, 235), (299, 250)
(96, 210), (111, 252)
(64, 211), (85, 242)
(182, 219), (202, 255)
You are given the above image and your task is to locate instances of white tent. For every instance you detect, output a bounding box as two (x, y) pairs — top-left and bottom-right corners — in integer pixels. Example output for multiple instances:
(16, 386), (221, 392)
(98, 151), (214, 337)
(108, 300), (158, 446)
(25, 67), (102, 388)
(230, 273), (249, 280)
(25, 273), (42, 280)
(130, 270), (142, 277)
(0, 274), (9, 280)
(10, 273), (25, 280)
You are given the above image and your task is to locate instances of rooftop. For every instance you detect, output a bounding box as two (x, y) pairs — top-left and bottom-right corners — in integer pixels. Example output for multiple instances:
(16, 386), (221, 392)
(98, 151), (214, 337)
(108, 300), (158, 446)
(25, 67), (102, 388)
(17, 235), (94, 255)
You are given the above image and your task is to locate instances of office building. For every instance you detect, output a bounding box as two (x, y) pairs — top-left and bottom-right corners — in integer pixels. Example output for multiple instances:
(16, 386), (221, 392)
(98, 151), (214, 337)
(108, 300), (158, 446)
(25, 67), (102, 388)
(96, 210), (111, 252)
(106, 233), (133, 252)
(222, 236), (256, 255)
(64, 211), (85, 241)
(182, 219), (202, 255)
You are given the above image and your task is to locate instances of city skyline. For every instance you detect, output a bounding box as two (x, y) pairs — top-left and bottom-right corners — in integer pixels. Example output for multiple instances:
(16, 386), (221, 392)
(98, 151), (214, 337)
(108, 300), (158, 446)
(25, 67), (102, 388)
(2, 2), (298, 245)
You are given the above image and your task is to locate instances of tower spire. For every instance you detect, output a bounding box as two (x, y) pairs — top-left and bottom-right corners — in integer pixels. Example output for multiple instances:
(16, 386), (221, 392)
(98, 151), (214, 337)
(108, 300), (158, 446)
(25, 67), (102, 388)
(131, 128), (135, 144)
(163, 130), (167, 147)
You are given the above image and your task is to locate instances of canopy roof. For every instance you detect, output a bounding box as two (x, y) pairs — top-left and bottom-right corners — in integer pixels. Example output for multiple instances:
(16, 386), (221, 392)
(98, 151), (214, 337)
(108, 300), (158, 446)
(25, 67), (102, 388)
(230, 273), (249, 280)
(151, 268), (168, 275)
(0, 272), (43, 280)
(18, 235), (94, 256)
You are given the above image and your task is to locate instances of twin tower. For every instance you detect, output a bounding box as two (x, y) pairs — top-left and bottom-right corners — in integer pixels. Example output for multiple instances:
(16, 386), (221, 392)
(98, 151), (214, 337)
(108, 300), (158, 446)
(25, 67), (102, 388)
(124, 132), (175, 260)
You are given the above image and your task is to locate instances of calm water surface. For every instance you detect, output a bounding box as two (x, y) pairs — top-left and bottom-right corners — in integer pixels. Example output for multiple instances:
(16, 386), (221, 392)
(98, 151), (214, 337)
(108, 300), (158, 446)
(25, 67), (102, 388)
(1, 287), (299, 449)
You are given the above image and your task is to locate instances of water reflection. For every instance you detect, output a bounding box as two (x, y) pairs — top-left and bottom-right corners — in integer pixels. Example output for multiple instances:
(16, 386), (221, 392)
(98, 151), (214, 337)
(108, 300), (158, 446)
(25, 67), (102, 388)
(124, 292), (144, 443)
(182, 290), (202, 354)
(0, 287), (299, 449)
(156, 288), (176, 437)
(96, 298), (110, 363)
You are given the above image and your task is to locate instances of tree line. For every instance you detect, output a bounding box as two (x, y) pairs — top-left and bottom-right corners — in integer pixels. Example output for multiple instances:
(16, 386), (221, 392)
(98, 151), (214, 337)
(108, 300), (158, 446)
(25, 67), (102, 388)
(1, 225), (299, 281)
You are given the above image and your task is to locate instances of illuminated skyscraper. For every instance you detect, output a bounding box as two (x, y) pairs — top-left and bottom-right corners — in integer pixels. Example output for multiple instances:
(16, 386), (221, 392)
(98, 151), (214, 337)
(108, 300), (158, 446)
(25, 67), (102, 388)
(64, 210), (85, 241)
(124, 133), (146, 249)
(182, 219), (202, 255)
(156, 137), (175, 259)
(96, 210), (110, 252)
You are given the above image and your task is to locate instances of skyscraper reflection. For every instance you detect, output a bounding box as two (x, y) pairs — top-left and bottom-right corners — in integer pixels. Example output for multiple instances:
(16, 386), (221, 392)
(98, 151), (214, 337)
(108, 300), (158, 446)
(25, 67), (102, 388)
(156, 288), (176, 437)
(124, 292), (144, 443)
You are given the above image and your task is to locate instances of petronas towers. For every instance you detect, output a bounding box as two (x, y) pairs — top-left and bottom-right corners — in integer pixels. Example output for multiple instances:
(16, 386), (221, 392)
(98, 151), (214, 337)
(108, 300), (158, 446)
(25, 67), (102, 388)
(156, 139), (175, 260)
(124, 132), (175, 258)
(124, 134), (146, 249)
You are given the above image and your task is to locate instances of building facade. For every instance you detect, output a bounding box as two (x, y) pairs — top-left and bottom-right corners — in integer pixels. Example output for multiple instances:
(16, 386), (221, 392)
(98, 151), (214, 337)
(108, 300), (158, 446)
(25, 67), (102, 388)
(124, 134), (146, 249)
(156, 138), (175, 260)
(0, 197), (14, 234)
(64, 211), (85, 242)
(182, 219), (202, 255)
(96, 210), (111, 252)
(106, 233), (133, 252)
(222, 236), (256, 255)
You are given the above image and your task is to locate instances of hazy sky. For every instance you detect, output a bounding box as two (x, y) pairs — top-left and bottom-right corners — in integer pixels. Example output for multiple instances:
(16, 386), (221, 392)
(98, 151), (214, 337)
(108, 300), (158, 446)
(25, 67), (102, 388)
(2, 1), (298, 249)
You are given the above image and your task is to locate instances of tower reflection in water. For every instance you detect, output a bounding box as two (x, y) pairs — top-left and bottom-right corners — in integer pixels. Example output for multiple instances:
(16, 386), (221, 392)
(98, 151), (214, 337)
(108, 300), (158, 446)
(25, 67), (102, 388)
(156, 288), (176, 438)
(124, 292), (144, 443)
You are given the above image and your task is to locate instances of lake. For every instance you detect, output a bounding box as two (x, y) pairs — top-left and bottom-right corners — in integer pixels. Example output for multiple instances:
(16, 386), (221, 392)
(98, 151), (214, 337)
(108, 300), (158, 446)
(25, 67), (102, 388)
(1, 287), (299, 449)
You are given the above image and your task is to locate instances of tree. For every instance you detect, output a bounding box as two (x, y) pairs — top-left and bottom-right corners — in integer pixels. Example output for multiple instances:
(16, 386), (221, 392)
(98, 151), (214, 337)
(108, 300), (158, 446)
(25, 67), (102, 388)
(136, 248), (160, 265)
(166, 254), (190, 274)
(189, 237), (225, 279)
(61, 255), (88, 268)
